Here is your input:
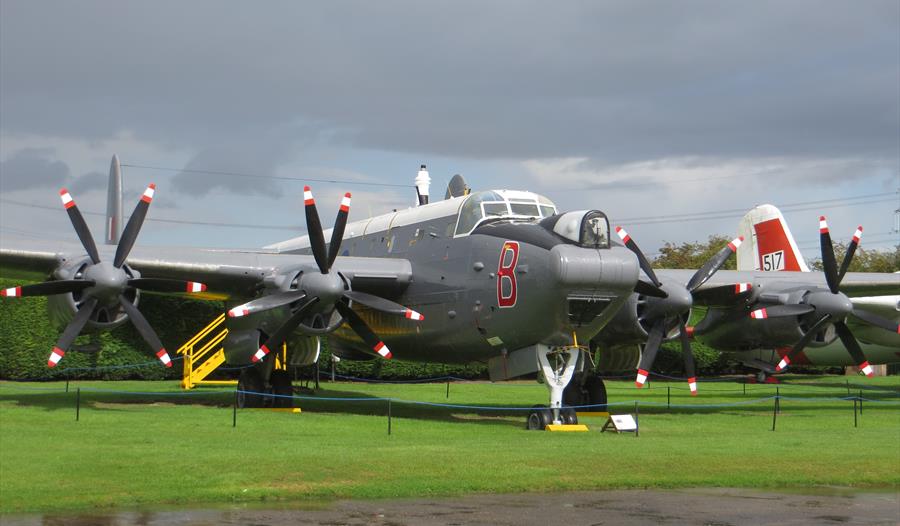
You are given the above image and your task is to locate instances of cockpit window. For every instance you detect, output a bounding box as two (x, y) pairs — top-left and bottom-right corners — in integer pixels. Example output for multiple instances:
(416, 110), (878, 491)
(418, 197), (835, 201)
(454, 190), (558, 236)
(542, 210), (610, 248)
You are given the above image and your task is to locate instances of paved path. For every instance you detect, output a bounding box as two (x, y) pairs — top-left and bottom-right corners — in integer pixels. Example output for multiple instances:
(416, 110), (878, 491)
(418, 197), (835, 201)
(5, 488), (899, 525)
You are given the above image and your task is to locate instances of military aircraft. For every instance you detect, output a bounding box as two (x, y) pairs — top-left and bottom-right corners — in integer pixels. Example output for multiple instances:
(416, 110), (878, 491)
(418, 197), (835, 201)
(1, 157), (898, 430)
(715, 204), (900, 378)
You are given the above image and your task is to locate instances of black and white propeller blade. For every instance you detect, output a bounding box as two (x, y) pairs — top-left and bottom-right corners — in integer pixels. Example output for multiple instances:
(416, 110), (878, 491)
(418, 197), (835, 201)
(2, 185), (206, 368)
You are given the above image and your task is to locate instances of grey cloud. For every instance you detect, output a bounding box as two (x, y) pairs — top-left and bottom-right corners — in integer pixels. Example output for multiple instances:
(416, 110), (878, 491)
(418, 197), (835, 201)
(0, 148), (70, 192)
(1, 1), (897, 167)
(68, 171), (107, 193)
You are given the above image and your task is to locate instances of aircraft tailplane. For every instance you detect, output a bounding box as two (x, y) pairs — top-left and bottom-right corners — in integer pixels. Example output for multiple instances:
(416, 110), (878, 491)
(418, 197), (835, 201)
(736, 204), (809, 272)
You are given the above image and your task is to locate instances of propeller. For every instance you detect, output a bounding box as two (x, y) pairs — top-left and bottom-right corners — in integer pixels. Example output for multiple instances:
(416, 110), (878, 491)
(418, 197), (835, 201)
(616, 227), (747, 394)
(749, 217), (898, 377)
(1, 185), (207, 368)
(227, 187), (423, 363)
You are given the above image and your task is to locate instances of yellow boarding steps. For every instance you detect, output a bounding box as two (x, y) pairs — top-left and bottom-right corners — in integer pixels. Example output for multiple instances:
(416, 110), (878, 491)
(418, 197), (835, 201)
(177, 314), (289, 389)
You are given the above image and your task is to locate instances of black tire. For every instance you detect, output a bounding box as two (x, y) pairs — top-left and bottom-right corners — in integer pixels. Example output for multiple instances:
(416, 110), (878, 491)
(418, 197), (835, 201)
(560, 407), (578, 425)
(526, 404), (551, 430)
(270, 370), (293, 408)
(237, 369), (265, 409)
(584, 375), (608, 411)
(562, 372), (586, 407)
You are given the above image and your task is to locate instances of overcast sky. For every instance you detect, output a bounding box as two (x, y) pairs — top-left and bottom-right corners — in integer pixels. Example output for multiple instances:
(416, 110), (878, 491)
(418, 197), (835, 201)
(2, 1), (898, 260)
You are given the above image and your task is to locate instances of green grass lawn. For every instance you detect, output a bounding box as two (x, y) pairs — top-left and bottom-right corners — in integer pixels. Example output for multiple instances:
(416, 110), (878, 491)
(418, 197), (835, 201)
(1, 375), (898, 514)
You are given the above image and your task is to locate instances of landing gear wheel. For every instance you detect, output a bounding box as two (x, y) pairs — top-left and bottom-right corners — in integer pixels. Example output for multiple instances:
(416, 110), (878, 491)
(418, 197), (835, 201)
(270, 370), (293, 408)
(526, 405), (552, 430)
(584, 375), (607, 411)
(560, 407), (578, 425)
(563, 372), (587, 408)
(237, 369), (265, 409)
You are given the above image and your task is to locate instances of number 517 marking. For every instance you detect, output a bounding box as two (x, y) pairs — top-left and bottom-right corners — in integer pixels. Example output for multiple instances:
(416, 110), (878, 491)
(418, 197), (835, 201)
(761, 250), (785, 271)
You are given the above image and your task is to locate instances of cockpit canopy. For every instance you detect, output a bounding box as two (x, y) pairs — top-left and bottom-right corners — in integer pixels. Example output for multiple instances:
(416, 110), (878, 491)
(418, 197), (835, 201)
(454, 190), (558, 236)
(540, 210), (610, 249)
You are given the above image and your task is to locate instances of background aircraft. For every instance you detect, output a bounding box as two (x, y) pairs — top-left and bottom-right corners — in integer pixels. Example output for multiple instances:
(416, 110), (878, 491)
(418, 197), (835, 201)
(1, 158), (898, 430)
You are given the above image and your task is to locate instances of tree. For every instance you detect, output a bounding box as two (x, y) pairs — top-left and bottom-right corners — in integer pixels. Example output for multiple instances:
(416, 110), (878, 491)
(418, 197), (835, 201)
(653, 235), (737, 270)
(809, 243), (900, 273)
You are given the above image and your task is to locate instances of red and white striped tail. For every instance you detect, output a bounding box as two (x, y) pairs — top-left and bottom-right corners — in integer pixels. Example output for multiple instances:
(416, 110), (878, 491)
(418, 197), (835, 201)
(156, 349), (172, 367)
(750, 308), (768, 320)
(635, 369), (648, 388)
(251, 345), (270, 363)
(186, 282), (207, 293)
(339, 192), (352, 212)
(615, 226), (631, 244)
(1, 286), (22, 297)
(228, 306), (250, 318)
(727, 236), (744, 252)
(852, 226), (863, 244)
(304, 186), (314, 206)
(140, 184), (156, 203)
(688, 377), (697, 396)
(374, 341), (392, 359)
(404, 309), (424, 321)
(819, 216), (829, 234)
(775, 356), (790, 372)
(59, 189), (75, 209)
(859, 361), (874, 378)
(734, 282), (752, 294)
(48, 347), (65, 367)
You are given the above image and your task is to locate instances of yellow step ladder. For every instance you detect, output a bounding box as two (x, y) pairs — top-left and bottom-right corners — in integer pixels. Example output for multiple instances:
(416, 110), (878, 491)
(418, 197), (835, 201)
(177, 314), (289, 389)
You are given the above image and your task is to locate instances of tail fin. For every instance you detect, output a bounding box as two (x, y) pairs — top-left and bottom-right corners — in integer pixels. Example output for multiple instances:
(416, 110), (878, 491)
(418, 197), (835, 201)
(736, 204), (809, 272)
(105, 154), (123, 245)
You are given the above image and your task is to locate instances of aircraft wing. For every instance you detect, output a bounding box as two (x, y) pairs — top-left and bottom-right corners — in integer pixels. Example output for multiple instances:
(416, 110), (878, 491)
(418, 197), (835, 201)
(0, 235), (413, 300)
(654, 268), (900, 303)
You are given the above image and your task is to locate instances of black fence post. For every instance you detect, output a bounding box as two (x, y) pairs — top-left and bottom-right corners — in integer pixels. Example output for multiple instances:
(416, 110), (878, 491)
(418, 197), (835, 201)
(771, 396), (777, 431)
(667, 386), (671, 409)
(743, 382), (746, 396)
(634, 401), (639, 438)
(233, 390), (238, 428)
(65, 377), (70, 393)
(853, 398), (858, 428)
(315, 362), (320, 390)
(75, 388), (81, 422)
(387, 399), (392, 436)
(775, 387), (781, 414)
(858, 390), (863, 415)
(446, 380), (450, 399)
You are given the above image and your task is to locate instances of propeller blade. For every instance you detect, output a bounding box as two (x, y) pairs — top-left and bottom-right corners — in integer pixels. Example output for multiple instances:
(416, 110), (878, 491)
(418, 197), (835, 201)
(635, 319), (666, 388)
(114, 184), (156, 268)
(678, 318), (698, 396)
(227, 291), (308, 318)
(819, 216), (839, 293)
(252, 297), (319, 362)
(59, 188), (101, 264)
(327, 192), (352, 268)
(1, 280), (95, 298)
(118, 294), (172, 367)
(749, 304), (815, 319)
(48, 297), (98, 367)
(774, 314), (831, 372)
(634, 279), (668, 299)
(128, 278), (207, 294)
(615, 226), (660, 287)
(838, 226), (863, 282)
(303, 186), (329, 274)
(335, 302), (393, 359)
(834, 320), (874, 377)
(691, 282), (753, 307)
(850, 308), (900, 334)
(343, 290), (424, 320)
(685, 236), (743, 292)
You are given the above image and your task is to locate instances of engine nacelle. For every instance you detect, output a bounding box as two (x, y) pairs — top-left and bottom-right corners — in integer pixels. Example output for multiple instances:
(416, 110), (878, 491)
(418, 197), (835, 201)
(46, 257), (137, 331)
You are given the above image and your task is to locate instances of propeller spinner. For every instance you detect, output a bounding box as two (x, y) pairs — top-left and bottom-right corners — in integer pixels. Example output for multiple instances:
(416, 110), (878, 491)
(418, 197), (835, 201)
(227, 187), (423, 363)
(0, 186), (207, 368)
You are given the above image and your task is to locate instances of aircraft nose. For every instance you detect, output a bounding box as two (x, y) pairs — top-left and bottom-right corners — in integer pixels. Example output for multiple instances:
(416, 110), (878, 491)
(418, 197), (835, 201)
(550, 245), (638, 294)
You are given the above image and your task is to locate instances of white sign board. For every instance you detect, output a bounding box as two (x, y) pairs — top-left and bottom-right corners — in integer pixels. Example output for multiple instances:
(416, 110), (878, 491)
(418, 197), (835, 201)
(610, 414), (637, 431)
